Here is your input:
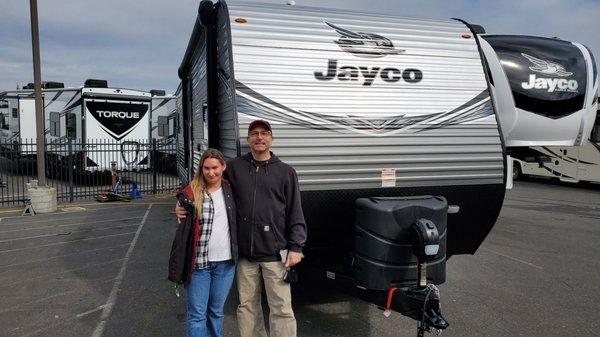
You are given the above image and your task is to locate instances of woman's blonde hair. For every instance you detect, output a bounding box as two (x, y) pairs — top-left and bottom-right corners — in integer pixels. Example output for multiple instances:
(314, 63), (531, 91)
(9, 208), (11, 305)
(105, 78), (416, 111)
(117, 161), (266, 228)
(190, 148), (227, 217)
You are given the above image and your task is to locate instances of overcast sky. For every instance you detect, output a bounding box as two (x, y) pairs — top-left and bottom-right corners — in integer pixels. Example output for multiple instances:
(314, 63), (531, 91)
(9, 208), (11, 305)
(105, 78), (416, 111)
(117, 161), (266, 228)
(1, 0), (598, 93)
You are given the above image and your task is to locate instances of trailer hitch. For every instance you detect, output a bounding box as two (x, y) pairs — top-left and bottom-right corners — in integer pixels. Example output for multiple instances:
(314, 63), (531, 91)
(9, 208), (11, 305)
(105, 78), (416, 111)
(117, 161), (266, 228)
(384, 283), (448, 337)
(412, 218), (449, 336)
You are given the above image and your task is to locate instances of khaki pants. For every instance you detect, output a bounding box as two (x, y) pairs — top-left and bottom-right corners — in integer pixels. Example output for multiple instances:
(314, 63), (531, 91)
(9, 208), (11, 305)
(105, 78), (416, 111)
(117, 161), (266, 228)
(236, 258), (296, 337)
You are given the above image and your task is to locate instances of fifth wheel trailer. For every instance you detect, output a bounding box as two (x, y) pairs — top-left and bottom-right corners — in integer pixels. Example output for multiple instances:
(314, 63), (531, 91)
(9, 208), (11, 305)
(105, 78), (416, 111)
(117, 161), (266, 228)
(0, 79), (152, 171)
(177, 0), (512, 333)
(513, 109), (600, 183)
(478, 35), (599, 183)
(150, 89), (178, 173)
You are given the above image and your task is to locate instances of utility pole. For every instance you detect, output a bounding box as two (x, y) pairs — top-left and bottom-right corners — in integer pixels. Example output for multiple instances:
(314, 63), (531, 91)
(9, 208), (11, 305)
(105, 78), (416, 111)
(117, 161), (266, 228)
(29, 0), (47, 186)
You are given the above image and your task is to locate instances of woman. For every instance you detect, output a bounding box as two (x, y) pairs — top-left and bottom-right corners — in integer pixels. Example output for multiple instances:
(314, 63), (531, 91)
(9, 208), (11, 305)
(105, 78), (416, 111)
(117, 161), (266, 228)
(169, 148), (237, 337)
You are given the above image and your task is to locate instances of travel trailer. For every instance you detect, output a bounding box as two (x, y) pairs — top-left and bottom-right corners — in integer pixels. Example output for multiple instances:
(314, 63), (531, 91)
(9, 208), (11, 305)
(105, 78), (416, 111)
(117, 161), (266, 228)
(150, 89), (178, 173)
(513, 108), (600, 183)
(0, 79), (152, 171)
(478, 35), (599, 182)
(151, 89), (177, 142)
(177, 0), (512, 333)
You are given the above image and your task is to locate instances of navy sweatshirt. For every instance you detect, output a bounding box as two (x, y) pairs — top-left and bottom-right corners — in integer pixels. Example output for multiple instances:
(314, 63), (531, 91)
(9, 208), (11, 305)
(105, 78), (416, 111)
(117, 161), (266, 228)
(226, 152), (307, 262)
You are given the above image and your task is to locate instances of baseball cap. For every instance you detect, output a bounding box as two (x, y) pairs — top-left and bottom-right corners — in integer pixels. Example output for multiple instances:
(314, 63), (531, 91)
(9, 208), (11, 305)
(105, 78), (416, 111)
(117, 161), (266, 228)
(248, 119), (272, 133)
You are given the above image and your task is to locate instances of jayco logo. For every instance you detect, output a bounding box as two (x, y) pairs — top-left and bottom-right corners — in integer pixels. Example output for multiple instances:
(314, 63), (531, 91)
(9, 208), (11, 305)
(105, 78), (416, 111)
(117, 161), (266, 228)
(96, 110), (140, 119)
(314, 59), (423, 86)
(314, 22), (423, 86)
(520, 53), (578, 93)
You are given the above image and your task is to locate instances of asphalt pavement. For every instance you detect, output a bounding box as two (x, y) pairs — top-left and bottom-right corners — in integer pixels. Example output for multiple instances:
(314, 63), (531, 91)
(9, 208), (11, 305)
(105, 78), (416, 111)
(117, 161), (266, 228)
(0, 180), (599, 337)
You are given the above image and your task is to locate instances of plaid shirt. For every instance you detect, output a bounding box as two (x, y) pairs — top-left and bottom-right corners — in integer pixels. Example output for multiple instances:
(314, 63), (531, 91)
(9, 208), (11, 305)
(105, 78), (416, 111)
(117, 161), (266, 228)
(194, 192), (215, 269)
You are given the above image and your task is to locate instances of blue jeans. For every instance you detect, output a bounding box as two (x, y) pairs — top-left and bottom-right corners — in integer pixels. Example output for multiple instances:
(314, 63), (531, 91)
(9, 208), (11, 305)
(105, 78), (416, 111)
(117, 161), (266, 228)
(187, 261), (236, 337)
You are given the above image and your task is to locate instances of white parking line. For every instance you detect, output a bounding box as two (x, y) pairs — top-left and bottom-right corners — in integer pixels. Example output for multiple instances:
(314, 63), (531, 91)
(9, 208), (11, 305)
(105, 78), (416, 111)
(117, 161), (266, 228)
(0, 231), (136, 254)
(0, 223), (139, 243)
(0, 243), (130, 269)
(0, 277), (117, 315)
(3, 258), (126, 287)
(0, 203), (148, 224)
(0, 216), (142, 234)
(91, 203), (152, 337)
(483, 248), (544, 270)
(76, 305), (107, 318)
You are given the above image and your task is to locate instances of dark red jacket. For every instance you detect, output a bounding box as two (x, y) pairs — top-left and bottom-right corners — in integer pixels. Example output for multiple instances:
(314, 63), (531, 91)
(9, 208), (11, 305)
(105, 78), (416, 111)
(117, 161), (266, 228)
(168, 180), (237, 284)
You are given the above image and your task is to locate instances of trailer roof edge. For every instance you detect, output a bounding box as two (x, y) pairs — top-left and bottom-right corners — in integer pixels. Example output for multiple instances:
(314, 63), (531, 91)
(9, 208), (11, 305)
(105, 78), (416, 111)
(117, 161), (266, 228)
(179, 0), (218, 79)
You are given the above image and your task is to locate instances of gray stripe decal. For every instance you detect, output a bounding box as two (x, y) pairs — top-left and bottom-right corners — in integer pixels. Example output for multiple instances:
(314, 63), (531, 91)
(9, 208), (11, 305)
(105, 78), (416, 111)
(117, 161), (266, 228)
(151, 99), (170, 112)
(235, 81), (492, 135)
(44, 91), (64, 108)
(63, 97), (83, 113)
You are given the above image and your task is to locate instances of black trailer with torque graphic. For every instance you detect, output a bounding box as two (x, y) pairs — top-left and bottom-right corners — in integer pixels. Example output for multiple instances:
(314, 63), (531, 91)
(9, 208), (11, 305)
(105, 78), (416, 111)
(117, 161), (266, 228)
(0, 80), (152, 172)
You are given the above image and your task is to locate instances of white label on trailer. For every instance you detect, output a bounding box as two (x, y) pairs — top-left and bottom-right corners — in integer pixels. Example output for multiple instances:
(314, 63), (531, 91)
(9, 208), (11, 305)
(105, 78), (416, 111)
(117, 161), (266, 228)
(381, 168), (396, 187)
(326, 271), (335, 280)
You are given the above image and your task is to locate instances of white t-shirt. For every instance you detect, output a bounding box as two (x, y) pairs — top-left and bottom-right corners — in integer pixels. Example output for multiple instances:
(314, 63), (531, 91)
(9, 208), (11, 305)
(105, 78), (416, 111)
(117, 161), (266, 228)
(207, 187), (232, 262)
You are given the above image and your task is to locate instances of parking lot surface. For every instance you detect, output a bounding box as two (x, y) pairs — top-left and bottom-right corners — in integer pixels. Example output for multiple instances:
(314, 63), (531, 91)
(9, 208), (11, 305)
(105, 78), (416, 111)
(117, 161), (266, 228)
(0, 181), (599, 337)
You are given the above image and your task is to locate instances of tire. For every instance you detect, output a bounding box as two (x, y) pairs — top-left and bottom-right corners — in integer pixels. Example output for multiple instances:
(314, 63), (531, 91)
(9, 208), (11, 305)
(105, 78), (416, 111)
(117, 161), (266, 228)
(512, 162), (522, 181)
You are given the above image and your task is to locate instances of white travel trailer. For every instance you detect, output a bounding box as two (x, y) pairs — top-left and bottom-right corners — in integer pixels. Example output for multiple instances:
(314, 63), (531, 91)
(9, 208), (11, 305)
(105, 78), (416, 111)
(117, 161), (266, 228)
(150, 89), (177, 142)
(150, 89), (178, 173)
(177, 1), (512, 332)
(478, 35), (599, 182)
(0, 79), (152, 171)
(513, 109), (600, 183)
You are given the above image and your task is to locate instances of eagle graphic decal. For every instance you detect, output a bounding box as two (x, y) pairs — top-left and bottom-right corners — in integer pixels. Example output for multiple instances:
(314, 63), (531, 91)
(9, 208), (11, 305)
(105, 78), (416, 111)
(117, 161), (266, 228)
(325, 21), (404, 58)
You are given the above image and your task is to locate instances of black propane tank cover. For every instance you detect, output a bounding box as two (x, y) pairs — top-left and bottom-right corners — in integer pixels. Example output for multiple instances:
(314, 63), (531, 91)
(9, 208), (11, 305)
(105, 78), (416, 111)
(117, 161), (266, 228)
(353, 196), (448, 290)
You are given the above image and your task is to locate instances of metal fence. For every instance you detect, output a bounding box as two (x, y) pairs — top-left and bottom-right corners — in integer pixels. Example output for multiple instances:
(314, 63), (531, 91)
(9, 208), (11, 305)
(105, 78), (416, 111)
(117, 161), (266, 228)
(0, 138), (180, 207)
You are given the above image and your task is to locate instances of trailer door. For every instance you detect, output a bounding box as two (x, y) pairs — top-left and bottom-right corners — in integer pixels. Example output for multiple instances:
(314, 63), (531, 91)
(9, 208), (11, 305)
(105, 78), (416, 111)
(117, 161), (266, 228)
(19, 99), (37, 141)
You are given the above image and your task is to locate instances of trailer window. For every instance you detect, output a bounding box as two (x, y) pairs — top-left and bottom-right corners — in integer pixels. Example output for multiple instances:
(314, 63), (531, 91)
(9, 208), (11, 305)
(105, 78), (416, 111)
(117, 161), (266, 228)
(591, 114), (600, 143)
(0, 102), (7, 129)
(50, 112), (60, 137)
(0, 114), (8, 130)
(12, 108), (18, 118)
(168, 117), (175, 137)
(157, 116), (168, 137)
(66, 113), (76, 139)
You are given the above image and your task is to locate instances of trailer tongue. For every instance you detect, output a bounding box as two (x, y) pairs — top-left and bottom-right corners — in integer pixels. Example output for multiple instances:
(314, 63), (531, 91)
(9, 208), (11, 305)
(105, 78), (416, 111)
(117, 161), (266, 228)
(353, 196), (451, 335)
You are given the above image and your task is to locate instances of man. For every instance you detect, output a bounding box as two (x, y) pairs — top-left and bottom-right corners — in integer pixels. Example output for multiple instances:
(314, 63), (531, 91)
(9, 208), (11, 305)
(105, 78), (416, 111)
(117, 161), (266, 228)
(176, 120), (307, 337)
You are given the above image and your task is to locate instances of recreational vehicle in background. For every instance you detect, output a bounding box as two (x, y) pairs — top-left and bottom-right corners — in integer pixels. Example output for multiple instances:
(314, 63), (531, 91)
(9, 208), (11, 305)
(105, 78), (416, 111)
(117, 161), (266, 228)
(151, 90), (177, 142)
(0, 100), (9, 137)
(513, 108), (600, 183)
(177, 1), (515, 333)
(0, 79), (152, 172)
(150, 89), (178, 173)
(478, 35), (599, 183)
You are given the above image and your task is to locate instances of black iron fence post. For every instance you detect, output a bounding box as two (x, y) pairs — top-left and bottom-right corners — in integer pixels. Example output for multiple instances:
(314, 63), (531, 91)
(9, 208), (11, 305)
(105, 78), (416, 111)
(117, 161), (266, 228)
(152, 139), (158, 195)
(1, 138), (181, 207)
(68, 139), (74, 202)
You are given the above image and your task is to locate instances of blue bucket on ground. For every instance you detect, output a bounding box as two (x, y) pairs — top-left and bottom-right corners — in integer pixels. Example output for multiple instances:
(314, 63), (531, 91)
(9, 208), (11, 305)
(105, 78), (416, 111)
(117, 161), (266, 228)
(130, 183), (142, 199)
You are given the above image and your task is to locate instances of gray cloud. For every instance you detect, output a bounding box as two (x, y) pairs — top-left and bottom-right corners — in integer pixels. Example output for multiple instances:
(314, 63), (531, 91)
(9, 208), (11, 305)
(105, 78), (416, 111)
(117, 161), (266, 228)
(1, 0), (598, 93)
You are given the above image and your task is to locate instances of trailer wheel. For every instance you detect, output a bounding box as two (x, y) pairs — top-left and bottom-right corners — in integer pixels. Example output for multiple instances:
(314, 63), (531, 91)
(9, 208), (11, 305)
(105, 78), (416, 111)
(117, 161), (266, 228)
(512, 162), (522, 181)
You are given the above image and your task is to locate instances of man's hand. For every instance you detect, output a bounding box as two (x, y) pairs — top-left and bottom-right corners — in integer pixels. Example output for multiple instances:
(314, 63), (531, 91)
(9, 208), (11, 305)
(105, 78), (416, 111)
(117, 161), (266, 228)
(174, 202), (187, 224)
(284, 251), (302, 268)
